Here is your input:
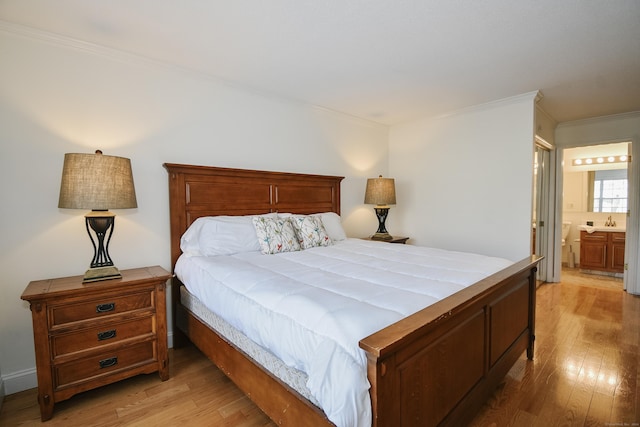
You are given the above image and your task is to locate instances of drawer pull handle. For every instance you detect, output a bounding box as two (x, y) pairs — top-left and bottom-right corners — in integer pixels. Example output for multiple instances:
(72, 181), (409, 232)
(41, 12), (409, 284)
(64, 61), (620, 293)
(99, 357), (118, 369)
(96, 303), (115, 313)
(97, 329), (116, 341)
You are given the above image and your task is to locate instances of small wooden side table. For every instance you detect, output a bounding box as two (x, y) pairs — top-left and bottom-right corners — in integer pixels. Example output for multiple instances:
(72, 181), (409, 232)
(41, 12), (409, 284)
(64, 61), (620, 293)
(21, 265), (172, 421)
(363, 236), (410, 244)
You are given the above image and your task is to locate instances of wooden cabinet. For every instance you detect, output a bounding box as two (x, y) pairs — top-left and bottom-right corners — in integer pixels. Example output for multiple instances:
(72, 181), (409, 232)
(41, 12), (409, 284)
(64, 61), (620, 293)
(579, 231), (625, 273)
(21, 266), (172, 421)
(611, 232), (626, 271)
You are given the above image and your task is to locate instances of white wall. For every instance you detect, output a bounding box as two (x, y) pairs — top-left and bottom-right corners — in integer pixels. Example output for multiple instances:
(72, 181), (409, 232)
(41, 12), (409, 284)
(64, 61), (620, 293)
(535, 105), (557, 145)
(0, 26), (389, 394)
(388, 93), (538, 261)
(555, 112), (640, 294)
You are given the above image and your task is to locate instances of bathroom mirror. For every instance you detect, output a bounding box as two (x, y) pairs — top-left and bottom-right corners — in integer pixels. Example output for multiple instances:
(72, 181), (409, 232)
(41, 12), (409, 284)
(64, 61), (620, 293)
(563, 142), (630, 214)
(563, 167), (628, 213)
(587, 168), (627, 212)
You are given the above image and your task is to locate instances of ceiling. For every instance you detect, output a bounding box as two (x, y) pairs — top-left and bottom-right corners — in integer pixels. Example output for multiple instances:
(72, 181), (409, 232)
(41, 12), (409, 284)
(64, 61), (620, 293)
(1, 1), (639, 125)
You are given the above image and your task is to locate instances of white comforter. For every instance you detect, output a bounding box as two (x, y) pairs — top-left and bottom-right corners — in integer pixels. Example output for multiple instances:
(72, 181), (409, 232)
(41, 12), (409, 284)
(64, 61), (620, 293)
(175, 238), (512, 427)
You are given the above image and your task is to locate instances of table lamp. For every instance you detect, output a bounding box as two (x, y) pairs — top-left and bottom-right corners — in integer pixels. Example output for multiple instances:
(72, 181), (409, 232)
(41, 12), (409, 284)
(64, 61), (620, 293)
(58, 150), (137, 283)
(364, 175), (396, 241)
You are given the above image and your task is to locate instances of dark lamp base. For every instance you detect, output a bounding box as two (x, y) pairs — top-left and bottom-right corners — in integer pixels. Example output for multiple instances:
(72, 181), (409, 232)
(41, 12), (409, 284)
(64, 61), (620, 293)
(83, 266), (122, 283)
(371, 207), (393, 241)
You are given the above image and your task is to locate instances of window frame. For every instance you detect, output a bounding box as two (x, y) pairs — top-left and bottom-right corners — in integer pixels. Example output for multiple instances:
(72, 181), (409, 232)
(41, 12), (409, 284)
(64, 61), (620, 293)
(589, 169), (628, 213)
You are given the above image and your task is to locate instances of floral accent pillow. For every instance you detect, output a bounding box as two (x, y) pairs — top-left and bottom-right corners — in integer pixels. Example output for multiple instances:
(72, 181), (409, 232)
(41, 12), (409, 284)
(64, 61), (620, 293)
(252, 216), (301, 254)
(289, 215), (333, 249)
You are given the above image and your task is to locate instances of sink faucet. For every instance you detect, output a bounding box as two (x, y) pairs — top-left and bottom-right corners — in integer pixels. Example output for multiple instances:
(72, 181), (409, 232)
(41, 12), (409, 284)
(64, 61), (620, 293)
(605, 215), (617, 227)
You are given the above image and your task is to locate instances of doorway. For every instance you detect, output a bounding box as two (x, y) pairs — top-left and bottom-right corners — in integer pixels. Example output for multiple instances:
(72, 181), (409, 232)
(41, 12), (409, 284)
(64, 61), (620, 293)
(560, 141), (631, 290)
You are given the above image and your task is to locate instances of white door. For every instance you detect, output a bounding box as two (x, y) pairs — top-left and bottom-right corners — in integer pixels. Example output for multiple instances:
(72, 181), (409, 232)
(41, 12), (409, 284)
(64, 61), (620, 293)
(533, 141), (553, 280)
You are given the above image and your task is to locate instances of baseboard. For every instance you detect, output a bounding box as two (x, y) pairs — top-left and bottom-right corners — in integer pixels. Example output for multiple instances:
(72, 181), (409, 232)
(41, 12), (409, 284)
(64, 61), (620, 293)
(0, 375), (5, 411)
(2, 367), (37, 395)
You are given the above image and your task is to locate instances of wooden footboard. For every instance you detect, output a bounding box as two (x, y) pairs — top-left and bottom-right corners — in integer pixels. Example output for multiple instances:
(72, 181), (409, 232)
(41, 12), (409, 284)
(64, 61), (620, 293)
(360, 256), (540, 427)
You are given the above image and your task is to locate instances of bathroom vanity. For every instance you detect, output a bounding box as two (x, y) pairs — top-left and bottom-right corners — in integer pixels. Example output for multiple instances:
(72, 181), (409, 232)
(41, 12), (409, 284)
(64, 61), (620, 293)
(579, 228), (625, 274)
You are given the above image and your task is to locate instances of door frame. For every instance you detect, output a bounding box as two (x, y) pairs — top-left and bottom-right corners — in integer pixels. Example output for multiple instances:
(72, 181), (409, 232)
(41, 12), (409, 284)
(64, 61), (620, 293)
(533, 136), (556, 282)
(554, 139), (637, 292)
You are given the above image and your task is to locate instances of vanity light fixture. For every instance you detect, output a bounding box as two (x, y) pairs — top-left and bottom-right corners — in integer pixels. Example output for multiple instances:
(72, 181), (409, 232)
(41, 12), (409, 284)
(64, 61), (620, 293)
(58, 150), (137, 283)
(572, 155), (631, 166)
(364, 175), (396, 241)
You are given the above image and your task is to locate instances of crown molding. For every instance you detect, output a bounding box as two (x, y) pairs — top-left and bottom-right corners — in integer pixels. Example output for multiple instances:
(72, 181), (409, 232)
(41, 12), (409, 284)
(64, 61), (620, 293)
(0, 19), (175, 70)
(407, 90), (541, 125)
(556, 110), (640, 129)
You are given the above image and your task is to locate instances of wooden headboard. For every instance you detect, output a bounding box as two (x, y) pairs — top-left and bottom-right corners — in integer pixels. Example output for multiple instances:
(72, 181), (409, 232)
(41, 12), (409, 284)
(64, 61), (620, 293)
(163, 163), (344, 271)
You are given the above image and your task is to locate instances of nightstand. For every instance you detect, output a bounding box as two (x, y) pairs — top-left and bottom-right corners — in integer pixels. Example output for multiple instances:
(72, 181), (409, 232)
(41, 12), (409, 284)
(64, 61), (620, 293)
(363, 236), (410, 244)
(21, 265), (172, 421)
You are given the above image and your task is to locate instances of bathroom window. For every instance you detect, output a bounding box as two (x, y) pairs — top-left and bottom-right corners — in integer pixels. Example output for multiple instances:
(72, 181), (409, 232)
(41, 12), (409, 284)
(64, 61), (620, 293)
(590, 169), (628, 213)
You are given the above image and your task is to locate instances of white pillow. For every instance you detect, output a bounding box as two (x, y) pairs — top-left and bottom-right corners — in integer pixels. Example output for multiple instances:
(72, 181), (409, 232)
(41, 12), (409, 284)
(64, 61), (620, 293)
(180, 214), (275, 257)
(252, 216), (301, 254)
(316, 212), (347, 241)
(180, 217), (208, 256)
(289, 215), (333, 249)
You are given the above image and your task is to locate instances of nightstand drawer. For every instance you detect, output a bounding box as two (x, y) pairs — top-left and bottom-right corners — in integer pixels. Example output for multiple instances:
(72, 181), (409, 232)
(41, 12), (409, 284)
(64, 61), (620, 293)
(55, 341), (155, 388)
(52, 316), (154, 357)
(50, 291), (153, 326)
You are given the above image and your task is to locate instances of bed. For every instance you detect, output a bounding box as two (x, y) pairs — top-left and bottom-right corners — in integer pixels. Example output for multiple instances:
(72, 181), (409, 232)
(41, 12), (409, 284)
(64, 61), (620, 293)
(164, 163), (541, 427)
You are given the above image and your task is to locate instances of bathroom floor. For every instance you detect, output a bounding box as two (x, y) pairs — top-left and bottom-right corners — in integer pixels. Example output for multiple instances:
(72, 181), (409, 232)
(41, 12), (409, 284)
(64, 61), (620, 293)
(561, 267), (623, 290)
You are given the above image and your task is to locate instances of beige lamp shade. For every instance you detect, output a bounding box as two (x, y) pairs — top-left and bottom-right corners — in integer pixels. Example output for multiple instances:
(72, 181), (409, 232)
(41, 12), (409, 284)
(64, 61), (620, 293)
(58, 150), (137, 210)
(364, 175), (396, 207)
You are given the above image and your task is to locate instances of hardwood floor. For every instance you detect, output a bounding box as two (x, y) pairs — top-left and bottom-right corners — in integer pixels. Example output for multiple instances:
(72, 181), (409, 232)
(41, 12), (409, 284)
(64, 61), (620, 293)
(470, 269), (638, 426)
(2, 270), (638, 426)
(0, 344), (275, 427)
